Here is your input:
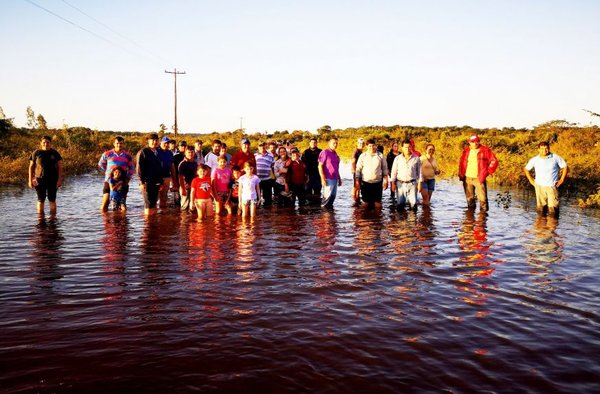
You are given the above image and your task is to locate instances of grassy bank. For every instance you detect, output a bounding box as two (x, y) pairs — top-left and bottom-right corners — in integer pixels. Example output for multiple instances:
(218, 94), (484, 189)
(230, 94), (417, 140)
(1, 123), (599, 208)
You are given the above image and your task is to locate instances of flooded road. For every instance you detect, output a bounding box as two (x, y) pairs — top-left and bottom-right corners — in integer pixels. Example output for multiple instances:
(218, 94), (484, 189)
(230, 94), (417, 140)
(1, 170), (598, 393)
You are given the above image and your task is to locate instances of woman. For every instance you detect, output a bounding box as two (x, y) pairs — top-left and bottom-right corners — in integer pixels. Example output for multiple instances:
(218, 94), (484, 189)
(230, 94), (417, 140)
(273, 146), (291, 205)
(420, 143), (440, 206)
(386, 141), (400, 202)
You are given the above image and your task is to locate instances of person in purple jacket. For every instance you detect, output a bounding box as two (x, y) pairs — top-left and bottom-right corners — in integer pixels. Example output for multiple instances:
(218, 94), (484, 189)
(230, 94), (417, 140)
(318, 136), (342, 208)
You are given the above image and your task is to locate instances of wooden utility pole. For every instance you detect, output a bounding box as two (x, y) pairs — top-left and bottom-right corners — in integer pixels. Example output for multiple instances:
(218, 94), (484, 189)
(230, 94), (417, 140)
(165, 68), (186, 136)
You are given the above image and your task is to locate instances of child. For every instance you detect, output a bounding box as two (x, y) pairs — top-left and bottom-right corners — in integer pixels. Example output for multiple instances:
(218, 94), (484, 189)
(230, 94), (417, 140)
(108, 166), (127, 211)
(288, 149), (308, 206)
(190, 164), (214, 221)
(230, 165), (242, 215)
(212, 156), (233, 215)
(238, 161), (261, 218)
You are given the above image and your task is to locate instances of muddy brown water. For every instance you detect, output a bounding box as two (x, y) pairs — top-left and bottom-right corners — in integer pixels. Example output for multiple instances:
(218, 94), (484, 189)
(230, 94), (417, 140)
(1, 170), (598, 393)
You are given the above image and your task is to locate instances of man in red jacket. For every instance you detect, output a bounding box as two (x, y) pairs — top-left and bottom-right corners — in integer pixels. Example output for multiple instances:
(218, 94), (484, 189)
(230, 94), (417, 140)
(230, 138), (257, 174)
(458, 134), (499, 211)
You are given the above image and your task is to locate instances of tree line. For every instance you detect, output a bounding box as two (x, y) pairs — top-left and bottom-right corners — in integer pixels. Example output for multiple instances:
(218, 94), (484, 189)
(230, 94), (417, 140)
(1, 106), (599, 208)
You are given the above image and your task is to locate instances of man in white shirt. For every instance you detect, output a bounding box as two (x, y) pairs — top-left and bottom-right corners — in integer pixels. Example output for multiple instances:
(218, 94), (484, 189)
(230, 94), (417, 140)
(524, 141), (568, 217)
(390, 139), (422, 211)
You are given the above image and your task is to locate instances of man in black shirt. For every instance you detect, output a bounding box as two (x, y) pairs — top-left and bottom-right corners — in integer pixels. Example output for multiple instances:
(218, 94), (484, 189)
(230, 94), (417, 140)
(301, 137), (322, 205)
(136, 133), (163, 215)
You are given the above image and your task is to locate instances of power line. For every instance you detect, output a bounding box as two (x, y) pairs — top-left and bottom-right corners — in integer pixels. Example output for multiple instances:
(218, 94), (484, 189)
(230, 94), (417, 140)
(165, 69), (187, 136)
(60, 0), (168, 65)
(23, 0), (163, 65)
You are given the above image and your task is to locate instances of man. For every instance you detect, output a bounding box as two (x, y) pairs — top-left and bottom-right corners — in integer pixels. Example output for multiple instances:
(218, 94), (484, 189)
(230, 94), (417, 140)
(178, 146), (198, 211)
(28, 135), (63, 214)
(230, 138), (256, 171)
(172, 140), (188, 206)
(98, 136), (135, 212)
(255, 141), (275, 207)
(318, 137), (342, 208)
(390, 139), (422, 211)
(355, 139), (388, 209)
(194, 140), (205, 165)
(157, 136), (176, 208)
(136, 133), (163, 215)
(219, 143), (232, 165)
(409, 138), (421, 157)
(288, 148), (308, 206)
(524, 141), (567, 217)
(267, 141), (278, 159)
(351, 138), (365, 205)
(458, 134), (499, 211)
(168, 139), (178, 154)
(302, 137), (322, 204)
(204, 139), (222, 171)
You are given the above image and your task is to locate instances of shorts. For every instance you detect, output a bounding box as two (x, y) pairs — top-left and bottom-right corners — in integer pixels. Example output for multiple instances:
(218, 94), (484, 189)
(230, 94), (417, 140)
(194, 198), (212, 210)
(360, 181), (383, 203)
(534, 184), (559, 209)
(241, 198), (258, 207)
(216, 191), (230, 203)
(103, 182), (129, 197)
(421, 179), (436, 192)
(35, 178), (58, 203)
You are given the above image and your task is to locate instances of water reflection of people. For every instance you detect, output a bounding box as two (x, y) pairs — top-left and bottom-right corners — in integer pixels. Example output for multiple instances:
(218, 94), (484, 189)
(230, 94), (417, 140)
(414, 207), (436, 262)
(100, 213), (130, 300)
(139, 214), (183, 285)
(30, 215), (64, 289)
(525, 215), (563, 277)
(455, 209), (494, 306)
(101, 213), (129, 265)
(352, 209), (385, 257)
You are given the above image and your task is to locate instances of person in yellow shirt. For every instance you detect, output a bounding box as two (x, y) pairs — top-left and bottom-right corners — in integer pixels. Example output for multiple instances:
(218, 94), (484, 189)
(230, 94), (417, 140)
(457, 135), (499, 211)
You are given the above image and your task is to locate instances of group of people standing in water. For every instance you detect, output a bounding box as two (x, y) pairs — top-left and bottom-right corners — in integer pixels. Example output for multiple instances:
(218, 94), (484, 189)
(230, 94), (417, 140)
(28, 132), (568, 219)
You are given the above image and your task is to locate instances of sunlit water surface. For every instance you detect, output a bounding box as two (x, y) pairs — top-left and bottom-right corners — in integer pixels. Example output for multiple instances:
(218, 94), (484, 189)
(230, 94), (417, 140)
(1, 170), (598, 393)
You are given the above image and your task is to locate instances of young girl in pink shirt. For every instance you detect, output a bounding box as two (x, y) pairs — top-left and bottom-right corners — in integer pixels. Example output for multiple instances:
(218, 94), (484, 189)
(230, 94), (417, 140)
(211, 156), (233, 215)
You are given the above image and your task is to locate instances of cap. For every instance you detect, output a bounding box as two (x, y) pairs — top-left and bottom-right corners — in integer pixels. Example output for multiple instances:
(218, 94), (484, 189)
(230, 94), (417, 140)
(147, 133), (159, 140)
(258, 141), (266, 146)
(241, 138), (250, 144)
(357, 138), (365, 144)
(290, 148), (300, 153)
(161, 137), (170, 143)
(469, 134), (480, 143)
(179, 140), (187, 146)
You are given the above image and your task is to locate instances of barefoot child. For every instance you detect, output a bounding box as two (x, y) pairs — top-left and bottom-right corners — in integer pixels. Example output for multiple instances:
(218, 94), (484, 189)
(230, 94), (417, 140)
(108, 166), (127, 211)
(230, 165), (242, 215)
(238, 161), (261, 218)
(190, 164), (214, 221)
(212, 156), (233, 215)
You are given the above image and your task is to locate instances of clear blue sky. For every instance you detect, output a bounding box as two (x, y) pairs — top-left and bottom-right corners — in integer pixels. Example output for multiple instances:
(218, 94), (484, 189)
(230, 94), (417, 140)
(2, 0), (599, 133)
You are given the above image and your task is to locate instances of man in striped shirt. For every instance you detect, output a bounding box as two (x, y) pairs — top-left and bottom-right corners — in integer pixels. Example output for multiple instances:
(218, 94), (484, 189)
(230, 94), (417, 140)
(98, 136), (135, 212)
(255, 141), (275, 207)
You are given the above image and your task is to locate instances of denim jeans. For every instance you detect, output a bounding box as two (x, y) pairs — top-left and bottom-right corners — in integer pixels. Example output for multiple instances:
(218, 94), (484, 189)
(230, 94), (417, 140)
(321, 179), (338, 208)
(395, 180), (417, 210)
